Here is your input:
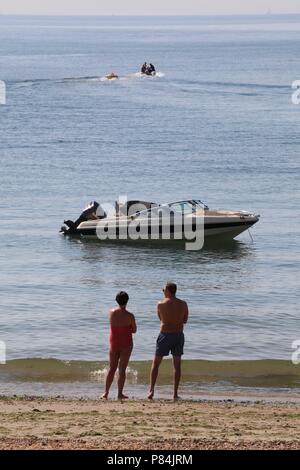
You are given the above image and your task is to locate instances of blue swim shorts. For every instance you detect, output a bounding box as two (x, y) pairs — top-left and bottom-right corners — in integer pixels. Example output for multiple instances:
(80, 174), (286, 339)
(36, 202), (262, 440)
(155, 331), (185, 357)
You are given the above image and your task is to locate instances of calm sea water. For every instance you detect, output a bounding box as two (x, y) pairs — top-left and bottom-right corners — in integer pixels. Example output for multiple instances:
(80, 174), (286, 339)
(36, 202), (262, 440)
(0, 15), (299, 397)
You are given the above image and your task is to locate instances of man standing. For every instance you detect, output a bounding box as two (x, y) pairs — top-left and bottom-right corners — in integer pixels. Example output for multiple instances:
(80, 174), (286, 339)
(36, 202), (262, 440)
(148, 283), (189, 400)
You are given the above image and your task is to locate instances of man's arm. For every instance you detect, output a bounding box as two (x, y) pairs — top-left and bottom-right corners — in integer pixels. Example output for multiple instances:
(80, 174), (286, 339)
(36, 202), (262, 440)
(183, 302), (189, 324)
(157, 303), (162, 320)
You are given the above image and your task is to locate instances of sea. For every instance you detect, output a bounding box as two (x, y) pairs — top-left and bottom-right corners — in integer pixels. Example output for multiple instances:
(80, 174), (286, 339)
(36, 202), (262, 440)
(0, 14), (299, 400)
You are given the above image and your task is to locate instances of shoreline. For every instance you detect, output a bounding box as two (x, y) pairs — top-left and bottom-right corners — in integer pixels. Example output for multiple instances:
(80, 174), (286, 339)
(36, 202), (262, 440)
(2, 358), (300, 402)
(1, 389), (300, 404)
(1, 395), (300, 450)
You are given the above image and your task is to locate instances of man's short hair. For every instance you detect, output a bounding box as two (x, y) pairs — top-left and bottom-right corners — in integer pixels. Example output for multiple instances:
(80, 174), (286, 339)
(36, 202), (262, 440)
(116, 291), (129, 306)
(165, 283), (177, 295)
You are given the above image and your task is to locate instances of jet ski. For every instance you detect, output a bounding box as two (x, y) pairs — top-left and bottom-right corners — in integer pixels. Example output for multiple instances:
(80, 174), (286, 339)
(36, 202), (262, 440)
(105, 72), (119, 80)
(142, 70), (156, 77)
(140, 64), (156, 76)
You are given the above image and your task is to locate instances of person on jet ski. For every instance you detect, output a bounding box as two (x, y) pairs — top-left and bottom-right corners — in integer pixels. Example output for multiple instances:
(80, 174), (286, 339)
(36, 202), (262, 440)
(141, 62), (147, 74)
(149, 63), (156, 74)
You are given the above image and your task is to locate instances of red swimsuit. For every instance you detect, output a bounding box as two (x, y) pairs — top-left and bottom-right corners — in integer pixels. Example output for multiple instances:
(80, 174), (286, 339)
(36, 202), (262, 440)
(109, 325), (133, 352)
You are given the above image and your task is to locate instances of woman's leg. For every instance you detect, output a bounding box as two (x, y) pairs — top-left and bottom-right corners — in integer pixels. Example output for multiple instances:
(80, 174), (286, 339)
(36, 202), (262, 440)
(102, 350), (119, 399)
(117, 346), (133, 399)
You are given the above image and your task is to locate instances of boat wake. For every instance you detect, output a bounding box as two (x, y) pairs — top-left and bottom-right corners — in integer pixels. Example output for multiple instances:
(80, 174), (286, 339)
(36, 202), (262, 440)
(9, 76), (286, 94)
(170, 78), (289, 96)
(10, 72), (165, 88)
(131, 71), (165, 78)
(10, 76), (103, 88)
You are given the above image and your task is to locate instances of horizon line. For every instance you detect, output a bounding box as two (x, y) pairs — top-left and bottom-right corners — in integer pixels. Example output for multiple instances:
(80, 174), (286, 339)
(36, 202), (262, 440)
(1, 13), (300, 18)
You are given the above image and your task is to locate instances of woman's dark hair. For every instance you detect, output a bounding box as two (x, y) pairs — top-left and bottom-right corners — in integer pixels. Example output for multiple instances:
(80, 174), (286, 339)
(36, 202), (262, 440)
(116, 291), (129, 306)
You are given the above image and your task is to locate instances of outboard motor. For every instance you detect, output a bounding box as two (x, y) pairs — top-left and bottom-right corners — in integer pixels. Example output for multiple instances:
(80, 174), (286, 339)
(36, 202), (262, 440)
(60, 201), (100, 235)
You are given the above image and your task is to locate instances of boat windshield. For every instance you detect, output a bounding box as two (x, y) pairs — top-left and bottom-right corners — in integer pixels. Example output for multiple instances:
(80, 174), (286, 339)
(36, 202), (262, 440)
(168, 201), (195, 214)
(132, 200), (207, 218)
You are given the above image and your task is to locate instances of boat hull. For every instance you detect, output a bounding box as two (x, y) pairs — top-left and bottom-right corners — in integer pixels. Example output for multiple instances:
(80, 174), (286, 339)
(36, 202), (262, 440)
(60, 199), (260, 245)
(75, 218), (258, 240)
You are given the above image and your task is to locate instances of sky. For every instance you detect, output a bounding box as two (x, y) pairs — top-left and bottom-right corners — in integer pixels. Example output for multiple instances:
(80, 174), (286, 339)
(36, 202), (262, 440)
(0, 0), (300, 16)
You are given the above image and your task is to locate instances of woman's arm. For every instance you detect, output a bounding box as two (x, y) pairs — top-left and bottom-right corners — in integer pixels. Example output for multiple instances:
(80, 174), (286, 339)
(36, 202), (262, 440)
(108, 309), (114, 325)
(131, 314), (137, 334)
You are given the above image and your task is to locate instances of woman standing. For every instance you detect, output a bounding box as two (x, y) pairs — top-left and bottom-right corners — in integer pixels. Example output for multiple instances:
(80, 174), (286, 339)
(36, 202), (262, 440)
(102, 291), (137, 400)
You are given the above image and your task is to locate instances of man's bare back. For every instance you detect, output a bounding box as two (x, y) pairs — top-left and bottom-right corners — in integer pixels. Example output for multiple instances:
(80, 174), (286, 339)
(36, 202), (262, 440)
(158, 297), (188, 333)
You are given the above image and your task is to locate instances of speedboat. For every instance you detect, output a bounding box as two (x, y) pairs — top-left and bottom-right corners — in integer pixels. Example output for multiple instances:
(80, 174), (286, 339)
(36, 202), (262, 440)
(60, 199), (260, 245)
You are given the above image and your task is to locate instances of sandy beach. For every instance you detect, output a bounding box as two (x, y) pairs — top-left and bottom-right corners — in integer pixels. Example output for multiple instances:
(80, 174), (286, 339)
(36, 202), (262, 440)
(0, 396), (300, 450)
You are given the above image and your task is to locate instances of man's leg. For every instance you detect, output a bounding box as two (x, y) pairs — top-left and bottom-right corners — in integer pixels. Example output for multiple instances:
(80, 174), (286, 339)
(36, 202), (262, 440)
(148, 356), (163, 399)
(172, 355), (182, 400)
(102, 350), (119, 399)
(117, 346), (133, 400)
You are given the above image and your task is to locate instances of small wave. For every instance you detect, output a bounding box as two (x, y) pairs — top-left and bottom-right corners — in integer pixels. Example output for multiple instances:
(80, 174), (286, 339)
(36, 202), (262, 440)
(90, 366), (138, 384)
(1, 358), (299, 388)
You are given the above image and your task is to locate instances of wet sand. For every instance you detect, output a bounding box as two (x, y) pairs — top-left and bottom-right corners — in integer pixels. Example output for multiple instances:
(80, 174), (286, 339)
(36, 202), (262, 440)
(0, 396), (300, 450)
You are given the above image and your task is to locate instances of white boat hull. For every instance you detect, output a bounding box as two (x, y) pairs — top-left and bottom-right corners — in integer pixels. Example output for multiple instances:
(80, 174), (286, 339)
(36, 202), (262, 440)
(61, 199), (260, 244)
(76, 217), (258, 240)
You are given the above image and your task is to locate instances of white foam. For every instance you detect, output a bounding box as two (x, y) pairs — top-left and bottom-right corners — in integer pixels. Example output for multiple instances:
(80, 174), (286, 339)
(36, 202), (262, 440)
(90, 366), (138, 384)
(131, 71), (165, 79)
